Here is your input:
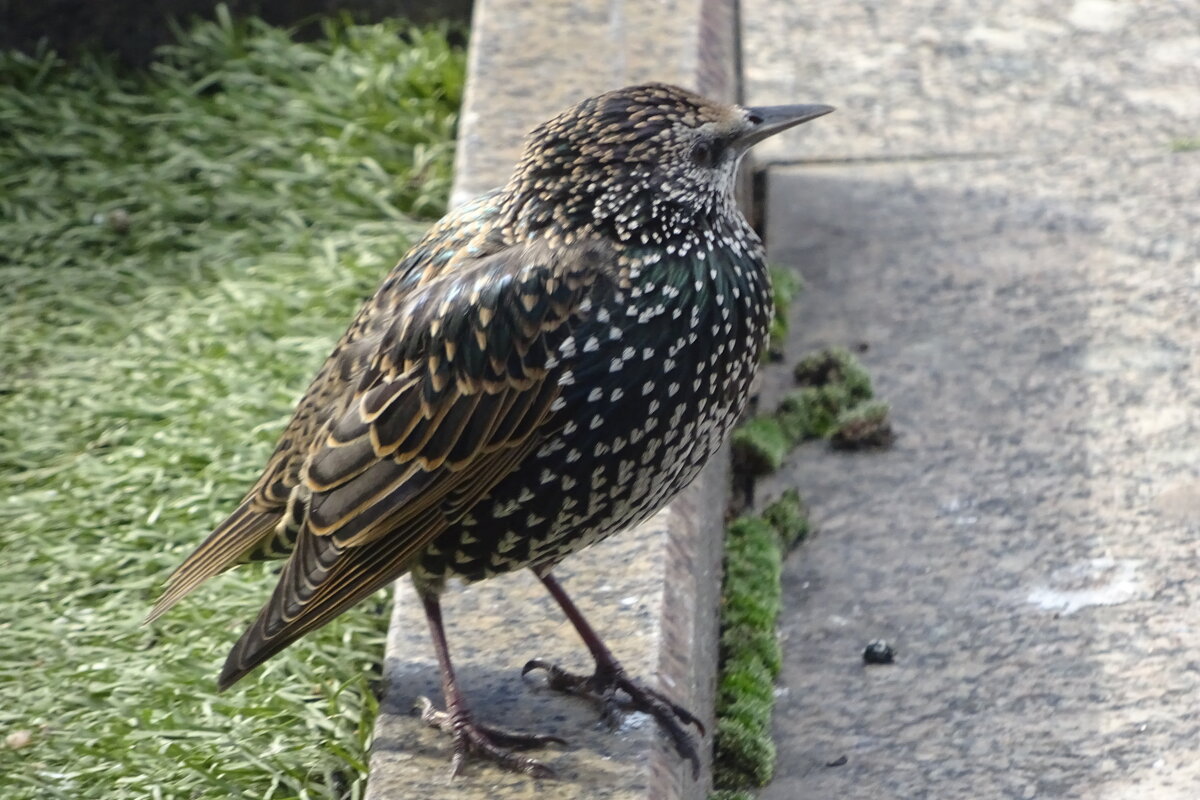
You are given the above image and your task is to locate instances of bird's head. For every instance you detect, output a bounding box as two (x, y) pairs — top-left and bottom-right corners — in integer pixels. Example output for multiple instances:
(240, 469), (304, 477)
(505, 82), (832, 244)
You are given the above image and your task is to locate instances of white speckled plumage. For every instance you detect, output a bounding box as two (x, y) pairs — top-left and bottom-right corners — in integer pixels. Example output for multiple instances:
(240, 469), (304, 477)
(149, 81), (832, 778)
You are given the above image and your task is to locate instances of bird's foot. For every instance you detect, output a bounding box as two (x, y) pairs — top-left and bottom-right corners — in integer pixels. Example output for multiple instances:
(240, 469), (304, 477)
(414, 695), (565, 779)
(522, 659), (704, 778)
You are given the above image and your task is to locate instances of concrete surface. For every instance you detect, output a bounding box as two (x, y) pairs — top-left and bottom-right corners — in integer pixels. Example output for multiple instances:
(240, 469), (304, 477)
(741, 0), (1200, 163)
(756, 110), (1199, 800)
(450, 0), (737, 207)
(366, 1), (740, 797)
(745, 3), (1200, 795)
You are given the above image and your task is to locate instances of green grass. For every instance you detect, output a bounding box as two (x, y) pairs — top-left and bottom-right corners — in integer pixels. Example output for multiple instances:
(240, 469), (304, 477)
(0, 9), (464, 799)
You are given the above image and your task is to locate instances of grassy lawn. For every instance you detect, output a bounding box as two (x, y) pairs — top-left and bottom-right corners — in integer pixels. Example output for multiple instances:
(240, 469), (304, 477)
(0, 10), (463, 798)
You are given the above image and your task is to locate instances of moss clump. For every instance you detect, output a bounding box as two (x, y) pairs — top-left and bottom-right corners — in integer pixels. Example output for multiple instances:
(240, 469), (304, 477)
(761, 489), (809, 549)
(793, 348), (870, 393)
(831, 400), (895, 450)
(712, 494), (809, 793)
(720, 625), (782, 680)
(731, 416), (790, 475)
(714, 715), (777, 789)
(776, 386), (844, 439)
(1171, 137), (1200, 153)
(765, 266), (802, 361)
(734, 348), (892, 475)
(710, 791), (758, 800)
(716, 351), (882, 796)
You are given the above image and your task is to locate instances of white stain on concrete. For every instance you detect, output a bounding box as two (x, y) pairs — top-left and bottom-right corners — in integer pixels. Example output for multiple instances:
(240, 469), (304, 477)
(1027, 557), (1143, 615)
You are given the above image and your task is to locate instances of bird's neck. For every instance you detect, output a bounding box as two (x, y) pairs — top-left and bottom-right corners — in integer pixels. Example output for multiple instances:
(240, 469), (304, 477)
(498, 172), (747, 258)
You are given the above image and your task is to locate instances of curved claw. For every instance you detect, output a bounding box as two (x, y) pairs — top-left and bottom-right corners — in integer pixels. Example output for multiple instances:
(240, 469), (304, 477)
(521, 659), (590, 693)
(519, 661), (705, 779)
(611, 678), (703, 778)
(521, 658), (553, 678)
(414, 695), (564, 778)
(616, 677), (706, 736)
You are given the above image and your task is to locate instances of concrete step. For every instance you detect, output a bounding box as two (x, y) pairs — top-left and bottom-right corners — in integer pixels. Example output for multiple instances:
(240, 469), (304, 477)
(759, 151), (1199, 798)
(365, 2), (741, 797)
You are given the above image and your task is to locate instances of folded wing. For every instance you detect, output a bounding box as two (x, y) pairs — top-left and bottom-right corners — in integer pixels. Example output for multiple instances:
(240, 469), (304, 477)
(218, 239), (605, 687)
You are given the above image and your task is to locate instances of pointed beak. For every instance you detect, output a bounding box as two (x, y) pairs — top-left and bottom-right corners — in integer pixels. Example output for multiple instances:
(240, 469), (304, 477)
(735, 103), (835, 150)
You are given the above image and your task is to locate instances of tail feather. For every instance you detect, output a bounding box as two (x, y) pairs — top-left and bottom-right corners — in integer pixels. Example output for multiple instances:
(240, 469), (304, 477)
(216, 510), (441, 690)
(146, 498), (282, 623)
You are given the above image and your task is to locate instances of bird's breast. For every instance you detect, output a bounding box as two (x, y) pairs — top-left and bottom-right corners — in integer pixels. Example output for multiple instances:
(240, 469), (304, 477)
(414, 238), (772, 585)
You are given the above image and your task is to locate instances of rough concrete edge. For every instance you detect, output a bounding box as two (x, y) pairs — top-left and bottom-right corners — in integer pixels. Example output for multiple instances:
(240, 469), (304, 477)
(366, 1), (742, 797)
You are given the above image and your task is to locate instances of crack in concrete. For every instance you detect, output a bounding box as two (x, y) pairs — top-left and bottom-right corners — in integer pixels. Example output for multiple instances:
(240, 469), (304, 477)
(758, 150), (1017, 168)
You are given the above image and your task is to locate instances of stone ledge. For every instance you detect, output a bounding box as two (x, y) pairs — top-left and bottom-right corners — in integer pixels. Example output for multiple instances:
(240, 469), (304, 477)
(759, 153), (1199, 798)
(365, 1), (740, 798)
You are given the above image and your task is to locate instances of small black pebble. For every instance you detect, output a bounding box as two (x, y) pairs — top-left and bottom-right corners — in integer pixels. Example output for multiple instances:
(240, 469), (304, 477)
(863, 640), (895, 665)
(825, 755), (848, 767)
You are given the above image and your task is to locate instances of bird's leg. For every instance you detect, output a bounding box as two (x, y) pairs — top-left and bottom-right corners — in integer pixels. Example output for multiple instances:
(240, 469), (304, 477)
(416, 588), (564, 778)
(523, 570), (704, 777)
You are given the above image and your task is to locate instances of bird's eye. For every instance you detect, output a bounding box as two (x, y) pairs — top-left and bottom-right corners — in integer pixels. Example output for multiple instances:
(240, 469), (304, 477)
(690, 140), (719, 168)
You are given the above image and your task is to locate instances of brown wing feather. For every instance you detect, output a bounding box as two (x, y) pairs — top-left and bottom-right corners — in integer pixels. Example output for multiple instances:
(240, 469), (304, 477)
(145, 497), (281, 623)
(147, 198), (515, 621)
(215, 239), (605, 686)
(216, 443), (537, 689)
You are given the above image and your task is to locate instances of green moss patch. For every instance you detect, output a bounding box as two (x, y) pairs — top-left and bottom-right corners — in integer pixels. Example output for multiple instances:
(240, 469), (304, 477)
(717, 347), (888, 795)
(765, 266), (802, 361)
(831, 399), (895, 450)
(713, 491), (809, 792)
(729, 416), (790, 475)
(710, 791), (758, 800)
(0, 9), (463, 799)
(733, 348), (893, 474)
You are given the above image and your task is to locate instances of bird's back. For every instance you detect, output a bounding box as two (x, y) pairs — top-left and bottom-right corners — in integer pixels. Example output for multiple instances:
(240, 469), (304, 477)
(148, 191), (516, 620)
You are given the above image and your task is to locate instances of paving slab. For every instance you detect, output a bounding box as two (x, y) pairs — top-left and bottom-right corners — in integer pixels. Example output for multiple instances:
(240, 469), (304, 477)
(741, 0), (1200, 162)
(366, 1), (739, 797)
(758, 150), (1198, 798)
(450, 0), (736, 206)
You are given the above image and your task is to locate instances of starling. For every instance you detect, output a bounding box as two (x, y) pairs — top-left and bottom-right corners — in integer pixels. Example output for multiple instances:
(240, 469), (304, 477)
(148, 83), (832, 778)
